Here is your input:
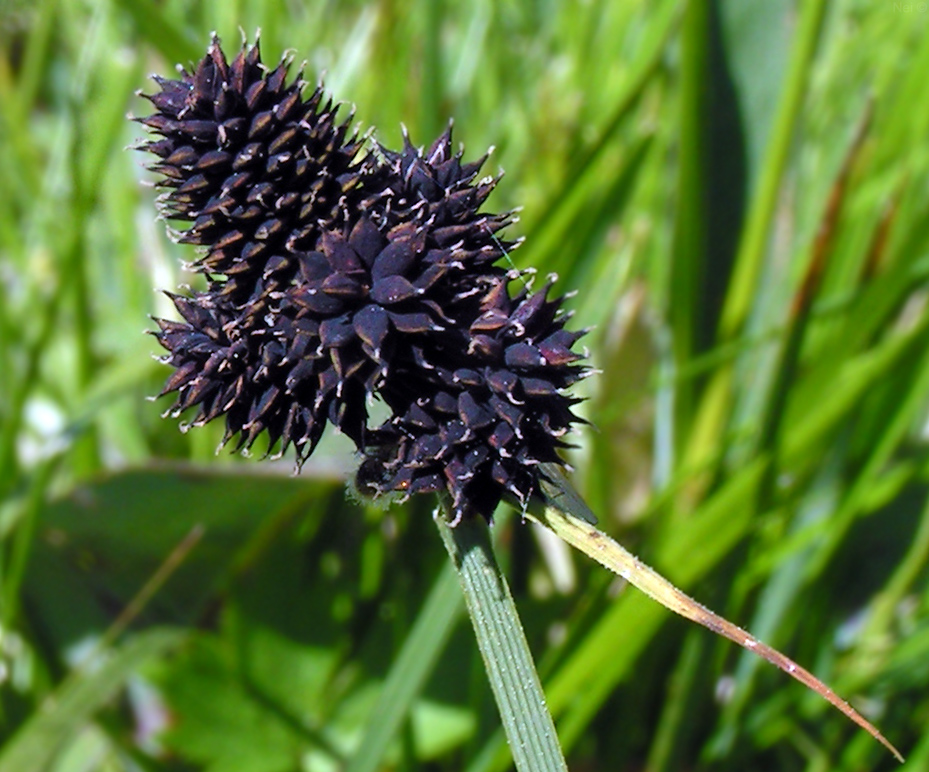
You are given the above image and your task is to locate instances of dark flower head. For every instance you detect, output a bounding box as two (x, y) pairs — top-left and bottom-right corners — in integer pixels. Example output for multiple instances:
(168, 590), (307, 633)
(152, 291), (335, 461)
(360, 273), (589, 523)
(137, 35), (374, 307)
(150, 207), (510, 458)
(141, 37), (589, 522)
(368, 126), (517, 270)
(357, 125), (523, 344)
(150, 213), (449, 459)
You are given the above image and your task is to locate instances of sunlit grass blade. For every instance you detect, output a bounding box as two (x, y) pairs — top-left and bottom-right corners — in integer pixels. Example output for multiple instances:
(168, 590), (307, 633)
(668, 0), (710, 457)
(684, 0), (829, 478)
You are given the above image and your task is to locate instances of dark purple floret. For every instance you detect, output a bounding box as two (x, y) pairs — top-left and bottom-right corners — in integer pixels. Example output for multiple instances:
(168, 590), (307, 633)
(152, 291), (334, 460)
(150, 208), (495, 457)
(359, 274), (589, 522)
(371, 126), (513, 257)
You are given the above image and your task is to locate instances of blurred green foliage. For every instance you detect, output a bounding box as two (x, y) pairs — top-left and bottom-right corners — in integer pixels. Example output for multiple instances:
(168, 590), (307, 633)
(2, 0), (929, 769)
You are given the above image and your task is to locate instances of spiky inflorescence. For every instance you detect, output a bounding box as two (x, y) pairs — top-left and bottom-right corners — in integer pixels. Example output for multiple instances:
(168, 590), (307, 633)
(150, 291), (335, 457)
(359, 273), (589, 522)
(371, 127), (514, 256)
(138, 35), (374, 308)
(141, 36), (589, 520)
(151, 210), (498, 460)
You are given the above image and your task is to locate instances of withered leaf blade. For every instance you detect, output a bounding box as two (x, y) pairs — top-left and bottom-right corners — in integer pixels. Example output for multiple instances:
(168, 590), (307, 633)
(533, 469), (905, 764)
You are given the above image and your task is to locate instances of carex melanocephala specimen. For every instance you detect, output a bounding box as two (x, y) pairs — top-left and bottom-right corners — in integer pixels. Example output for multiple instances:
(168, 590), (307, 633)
(140, 35), (588, 520)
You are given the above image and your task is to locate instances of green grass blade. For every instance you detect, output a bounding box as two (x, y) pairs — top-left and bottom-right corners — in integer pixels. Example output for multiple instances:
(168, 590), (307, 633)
(684, 0), (828, 475)
(524, 0), (681, 244)
(346, 560), (463, 772)
(0, 629), (184, 772)
(668, 0), (710, 455)
(719, 0), (827, 339)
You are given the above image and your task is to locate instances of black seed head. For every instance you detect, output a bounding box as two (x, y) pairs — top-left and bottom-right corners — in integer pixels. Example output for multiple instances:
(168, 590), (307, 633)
(138, 35), (378, 307)
(142, 38), (589, 519)
(366, 125), (517, 270)
(152, 291), (331, 462)
(360, 273), (588, 522)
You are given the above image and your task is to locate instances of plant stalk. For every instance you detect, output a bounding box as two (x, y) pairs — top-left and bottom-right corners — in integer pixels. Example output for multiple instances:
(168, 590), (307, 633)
(436, 508), (569, 772)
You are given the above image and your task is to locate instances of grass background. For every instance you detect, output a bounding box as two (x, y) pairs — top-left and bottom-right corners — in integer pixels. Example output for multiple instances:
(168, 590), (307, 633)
(2, 0), (929, 769)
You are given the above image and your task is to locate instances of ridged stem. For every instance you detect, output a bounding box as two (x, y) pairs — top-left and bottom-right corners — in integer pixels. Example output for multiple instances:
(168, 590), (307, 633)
(435, 509), (568, 772)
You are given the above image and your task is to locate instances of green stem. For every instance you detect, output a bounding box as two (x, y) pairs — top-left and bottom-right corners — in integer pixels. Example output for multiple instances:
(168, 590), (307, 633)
(436, 511), (568, 772)
(670, 0), (710, 455)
